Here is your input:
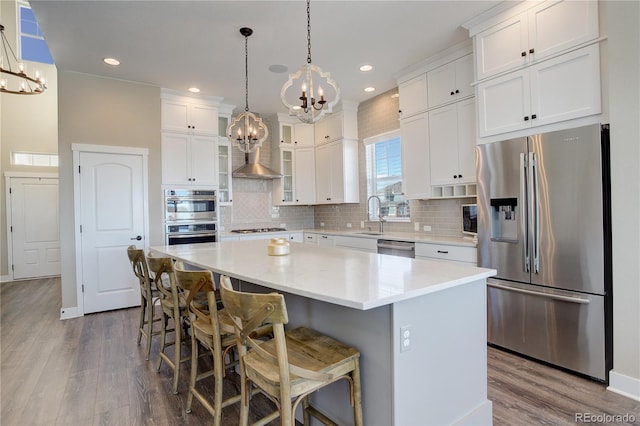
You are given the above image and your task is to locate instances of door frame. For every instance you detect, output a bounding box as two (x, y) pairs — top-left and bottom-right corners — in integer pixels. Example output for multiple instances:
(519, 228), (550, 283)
(4, 171), (60, 282)
(72, 143), (149, 316)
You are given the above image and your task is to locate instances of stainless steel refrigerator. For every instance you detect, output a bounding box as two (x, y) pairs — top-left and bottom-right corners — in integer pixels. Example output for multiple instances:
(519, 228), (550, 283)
(476, 123), (612, 382)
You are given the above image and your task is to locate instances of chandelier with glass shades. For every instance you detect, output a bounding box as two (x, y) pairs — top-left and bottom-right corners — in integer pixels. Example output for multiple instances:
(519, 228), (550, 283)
(280, 0), (340, 124)
(0, 24), (46, 95)
(226, 27), (269, 153)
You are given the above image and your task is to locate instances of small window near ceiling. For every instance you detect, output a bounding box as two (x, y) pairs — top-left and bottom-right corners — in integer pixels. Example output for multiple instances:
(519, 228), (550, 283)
(19, 4), (54, 65)
(11, 152), (58, 167)
(365, 130), (410, 221)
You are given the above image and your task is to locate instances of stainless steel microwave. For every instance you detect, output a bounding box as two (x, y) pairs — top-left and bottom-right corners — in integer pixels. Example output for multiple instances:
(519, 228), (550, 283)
(165, 189), (216, 222)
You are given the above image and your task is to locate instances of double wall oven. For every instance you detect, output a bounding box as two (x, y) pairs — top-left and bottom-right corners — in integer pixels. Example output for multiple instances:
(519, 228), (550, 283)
(164, 189), (218, 245)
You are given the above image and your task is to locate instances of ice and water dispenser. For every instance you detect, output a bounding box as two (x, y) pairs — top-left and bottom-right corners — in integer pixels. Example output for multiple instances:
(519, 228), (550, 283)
(489, 198), (518, 242)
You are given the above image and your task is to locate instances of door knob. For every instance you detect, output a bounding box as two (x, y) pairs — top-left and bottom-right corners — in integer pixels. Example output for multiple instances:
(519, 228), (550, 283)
(131, 235), (142, 241)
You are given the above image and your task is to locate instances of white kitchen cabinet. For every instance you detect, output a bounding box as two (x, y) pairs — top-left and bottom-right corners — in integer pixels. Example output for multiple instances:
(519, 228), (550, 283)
(334, 236), (378, 253)
(427, 54), (474, 108)
(314, 109), (358, 145)
(288, 232), (303, 243)
(429, 98), (476, 186)
(217, 138), (233, 205)
(161, 132), (218, 186)
(302, 232), (335, 246)
(304, 233), (318, 244)
(474, 0), (599, 81)
(415, 242), (477, 265)
(477, 44), (601, 137)
(294, 123), (315, 147)
(273, 147), (295, 205)
(276, 114), (315, 148)
(398, 74), (428, 119)
(161, 98), (219, 135)
(294, 147), (316, 204)
(315, 139), (359, 204)
(400, 112), (431, 199)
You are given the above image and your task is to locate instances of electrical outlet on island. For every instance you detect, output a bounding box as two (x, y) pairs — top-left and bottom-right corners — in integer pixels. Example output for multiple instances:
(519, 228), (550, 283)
(346, 223), (352, 228)
(423, 225), (432, 232)
(414, 222), (420, 231)
(360, 221), (365, 228)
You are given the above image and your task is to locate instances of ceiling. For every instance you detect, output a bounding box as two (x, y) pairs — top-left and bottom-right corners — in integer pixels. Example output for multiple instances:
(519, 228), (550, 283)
(30, 1), (500, 116)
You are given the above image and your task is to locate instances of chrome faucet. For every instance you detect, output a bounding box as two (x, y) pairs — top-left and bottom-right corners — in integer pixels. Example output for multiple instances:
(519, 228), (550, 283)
(367, 195), (386, 233)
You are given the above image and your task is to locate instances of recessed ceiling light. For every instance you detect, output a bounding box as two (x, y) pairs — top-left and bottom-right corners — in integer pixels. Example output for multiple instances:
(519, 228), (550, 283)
(103, 57), (120, 66)
(364, 87), (376, 93)
(359, 64), (373, 72)
(188, 87), (201, 93)
(268, 64), (289, 74)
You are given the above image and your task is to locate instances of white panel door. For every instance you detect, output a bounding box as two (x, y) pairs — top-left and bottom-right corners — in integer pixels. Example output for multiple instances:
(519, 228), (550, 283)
(530, 44), (601, 127)
(294, 147), (316, 204)
(475, 12), (529, 80)
(477, 70), (531, 137)
(10, 177), (60, 279)
(429, 104), (459, 186)
(80, 152), (145, 313)
(401, 113), (431, 199)
(189, 135), (218, 186)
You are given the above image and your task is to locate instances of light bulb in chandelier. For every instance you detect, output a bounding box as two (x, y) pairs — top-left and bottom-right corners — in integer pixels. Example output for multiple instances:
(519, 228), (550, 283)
(226, 27), (269, 153)
(280, 0), (340, 124)
(0, 24), (47, 95)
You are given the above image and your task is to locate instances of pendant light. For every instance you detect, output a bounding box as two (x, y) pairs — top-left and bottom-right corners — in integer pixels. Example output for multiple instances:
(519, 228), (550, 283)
(0, 24), (46, 95)
(280, 0), (340, 124)
(226, 27), (269, 153)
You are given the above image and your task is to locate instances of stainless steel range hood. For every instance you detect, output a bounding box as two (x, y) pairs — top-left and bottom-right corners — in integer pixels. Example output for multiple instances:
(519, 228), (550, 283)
(232, 147), (282, 179)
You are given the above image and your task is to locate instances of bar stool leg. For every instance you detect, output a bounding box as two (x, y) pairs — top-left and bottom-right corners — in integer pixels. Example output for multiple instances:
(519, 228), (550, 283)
(186, 330), (198, 413)
(352, 359), (364, 426)
(172, 317), (181, 394)
(156, 313), (167, 371)
(145, 297), (154, 360)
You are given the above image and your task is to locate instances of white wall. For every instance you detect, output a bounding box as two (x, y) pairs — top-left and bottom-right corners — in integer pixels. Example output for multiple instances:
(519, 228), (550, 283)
(0, 0), (58, 278)
(57, 71), (162, 308)
(606, 0), (640, 393)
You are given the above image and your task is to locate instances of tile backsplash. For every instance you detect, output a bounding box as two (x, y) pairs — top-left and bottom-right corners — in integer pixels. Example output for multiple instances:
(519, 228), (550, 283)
(221, 91), (476, 236)
(219, 117), (315, 232)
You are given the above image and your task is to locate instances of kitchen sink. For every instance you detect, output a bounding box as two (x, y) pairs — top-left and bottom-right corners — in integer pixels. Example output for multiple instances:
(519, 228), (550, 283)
(355, 231), (384, 235)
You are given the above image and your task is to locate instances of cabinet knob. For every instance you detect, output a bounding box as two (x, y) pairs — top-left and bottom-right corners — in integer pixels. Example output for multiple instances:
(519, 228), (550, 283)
(529, 48), (535, 54)
(450, 91), (455, 96)
(399, 110), (402, 114)
(453, 174), (457, 179)
(281, 140), (284, 143)
(524, 116), (530, 121)
(531, 114), (537, 119)
(455, 89), (459, 94)
(294, 141), (298, 144)
(521, 51), (527, 57)
(458, 174), (462, 178)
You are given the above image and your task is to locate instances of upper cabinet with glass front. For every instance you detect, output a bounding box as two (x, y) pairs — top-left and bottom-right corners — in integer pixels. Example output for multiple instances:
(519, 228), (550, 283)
(217, 104), (234, 205)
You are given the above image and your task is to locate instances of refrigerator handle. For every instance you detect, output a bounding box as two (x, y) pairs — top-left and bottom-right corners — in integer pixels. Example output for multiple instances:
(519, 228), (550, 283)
(487, 281), (590, 304)
(520, 153), (529, 273)
(531, 152), (540, 274)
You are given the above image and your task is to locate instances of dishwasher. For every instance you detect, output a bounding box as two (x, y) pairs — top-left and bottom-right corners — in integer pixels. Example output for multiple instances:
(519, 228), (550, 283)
(377, 239), (415, 258)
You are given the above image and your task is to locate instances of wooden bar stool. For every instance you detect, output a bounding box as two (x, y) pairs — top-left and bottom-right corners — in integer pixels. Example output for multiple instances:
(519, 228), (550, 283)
(146, 255), (190, 394)
(173, 262), (241, 425)
(127, 245), (162, 360)
(219, 275), (364, 426)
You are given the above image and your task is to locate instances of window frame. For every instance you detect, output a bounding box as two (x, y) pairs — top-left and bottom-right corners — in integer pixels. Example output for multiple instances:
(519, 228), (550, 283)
(17, 2), (54, 65)
(364, 129), (410, 223)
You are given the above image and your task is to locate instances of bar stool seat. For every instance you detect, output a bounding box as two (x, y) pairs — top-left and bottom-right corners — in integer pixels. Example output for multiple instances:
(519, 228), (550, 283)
(219, 275), (363, 426)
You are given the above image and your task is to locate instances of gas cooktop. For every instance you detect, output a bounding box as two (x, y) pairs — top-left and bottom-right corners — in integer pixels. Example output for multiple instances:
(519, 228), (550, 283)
(230, 227), (287, 234)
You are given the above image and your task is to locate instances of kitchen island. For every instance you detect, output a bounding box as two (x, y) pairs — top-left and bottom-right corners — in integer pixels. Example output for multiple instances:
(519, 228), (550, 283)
(151, 240), (496, 425)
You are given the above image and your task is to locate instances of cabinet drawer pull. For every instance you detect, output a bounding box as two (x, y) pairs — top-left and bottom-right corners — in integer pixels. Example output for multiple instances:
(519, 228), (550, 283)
(531, 114), (537, 119)
(524, 116), (529, 121)
(450, 91), (455, 96)
(529, 48), (535, 54)
(521, 51), (527, 57)
(437, 250), (449, 254)
(455, 89), (459, 94)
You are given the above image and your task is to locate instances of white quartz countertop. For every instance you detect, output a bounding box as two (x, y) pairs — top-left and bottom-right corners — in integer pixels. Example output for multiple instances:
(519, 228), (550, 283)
(302, 229), (478, 247)
(150, 240), (495, 310)
(220, 229), (477, 247)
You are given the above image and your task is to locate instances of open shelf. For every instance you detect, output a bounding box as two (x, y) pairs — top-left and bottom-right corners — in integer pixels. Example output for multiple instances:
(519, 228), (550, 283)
(430, 183), (477, 199)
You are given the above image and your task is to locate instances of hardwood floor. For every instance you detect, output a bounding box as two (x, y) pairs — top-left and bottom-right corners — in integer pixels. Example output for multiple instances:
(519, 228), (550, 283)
(1, 278), (639, 425)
